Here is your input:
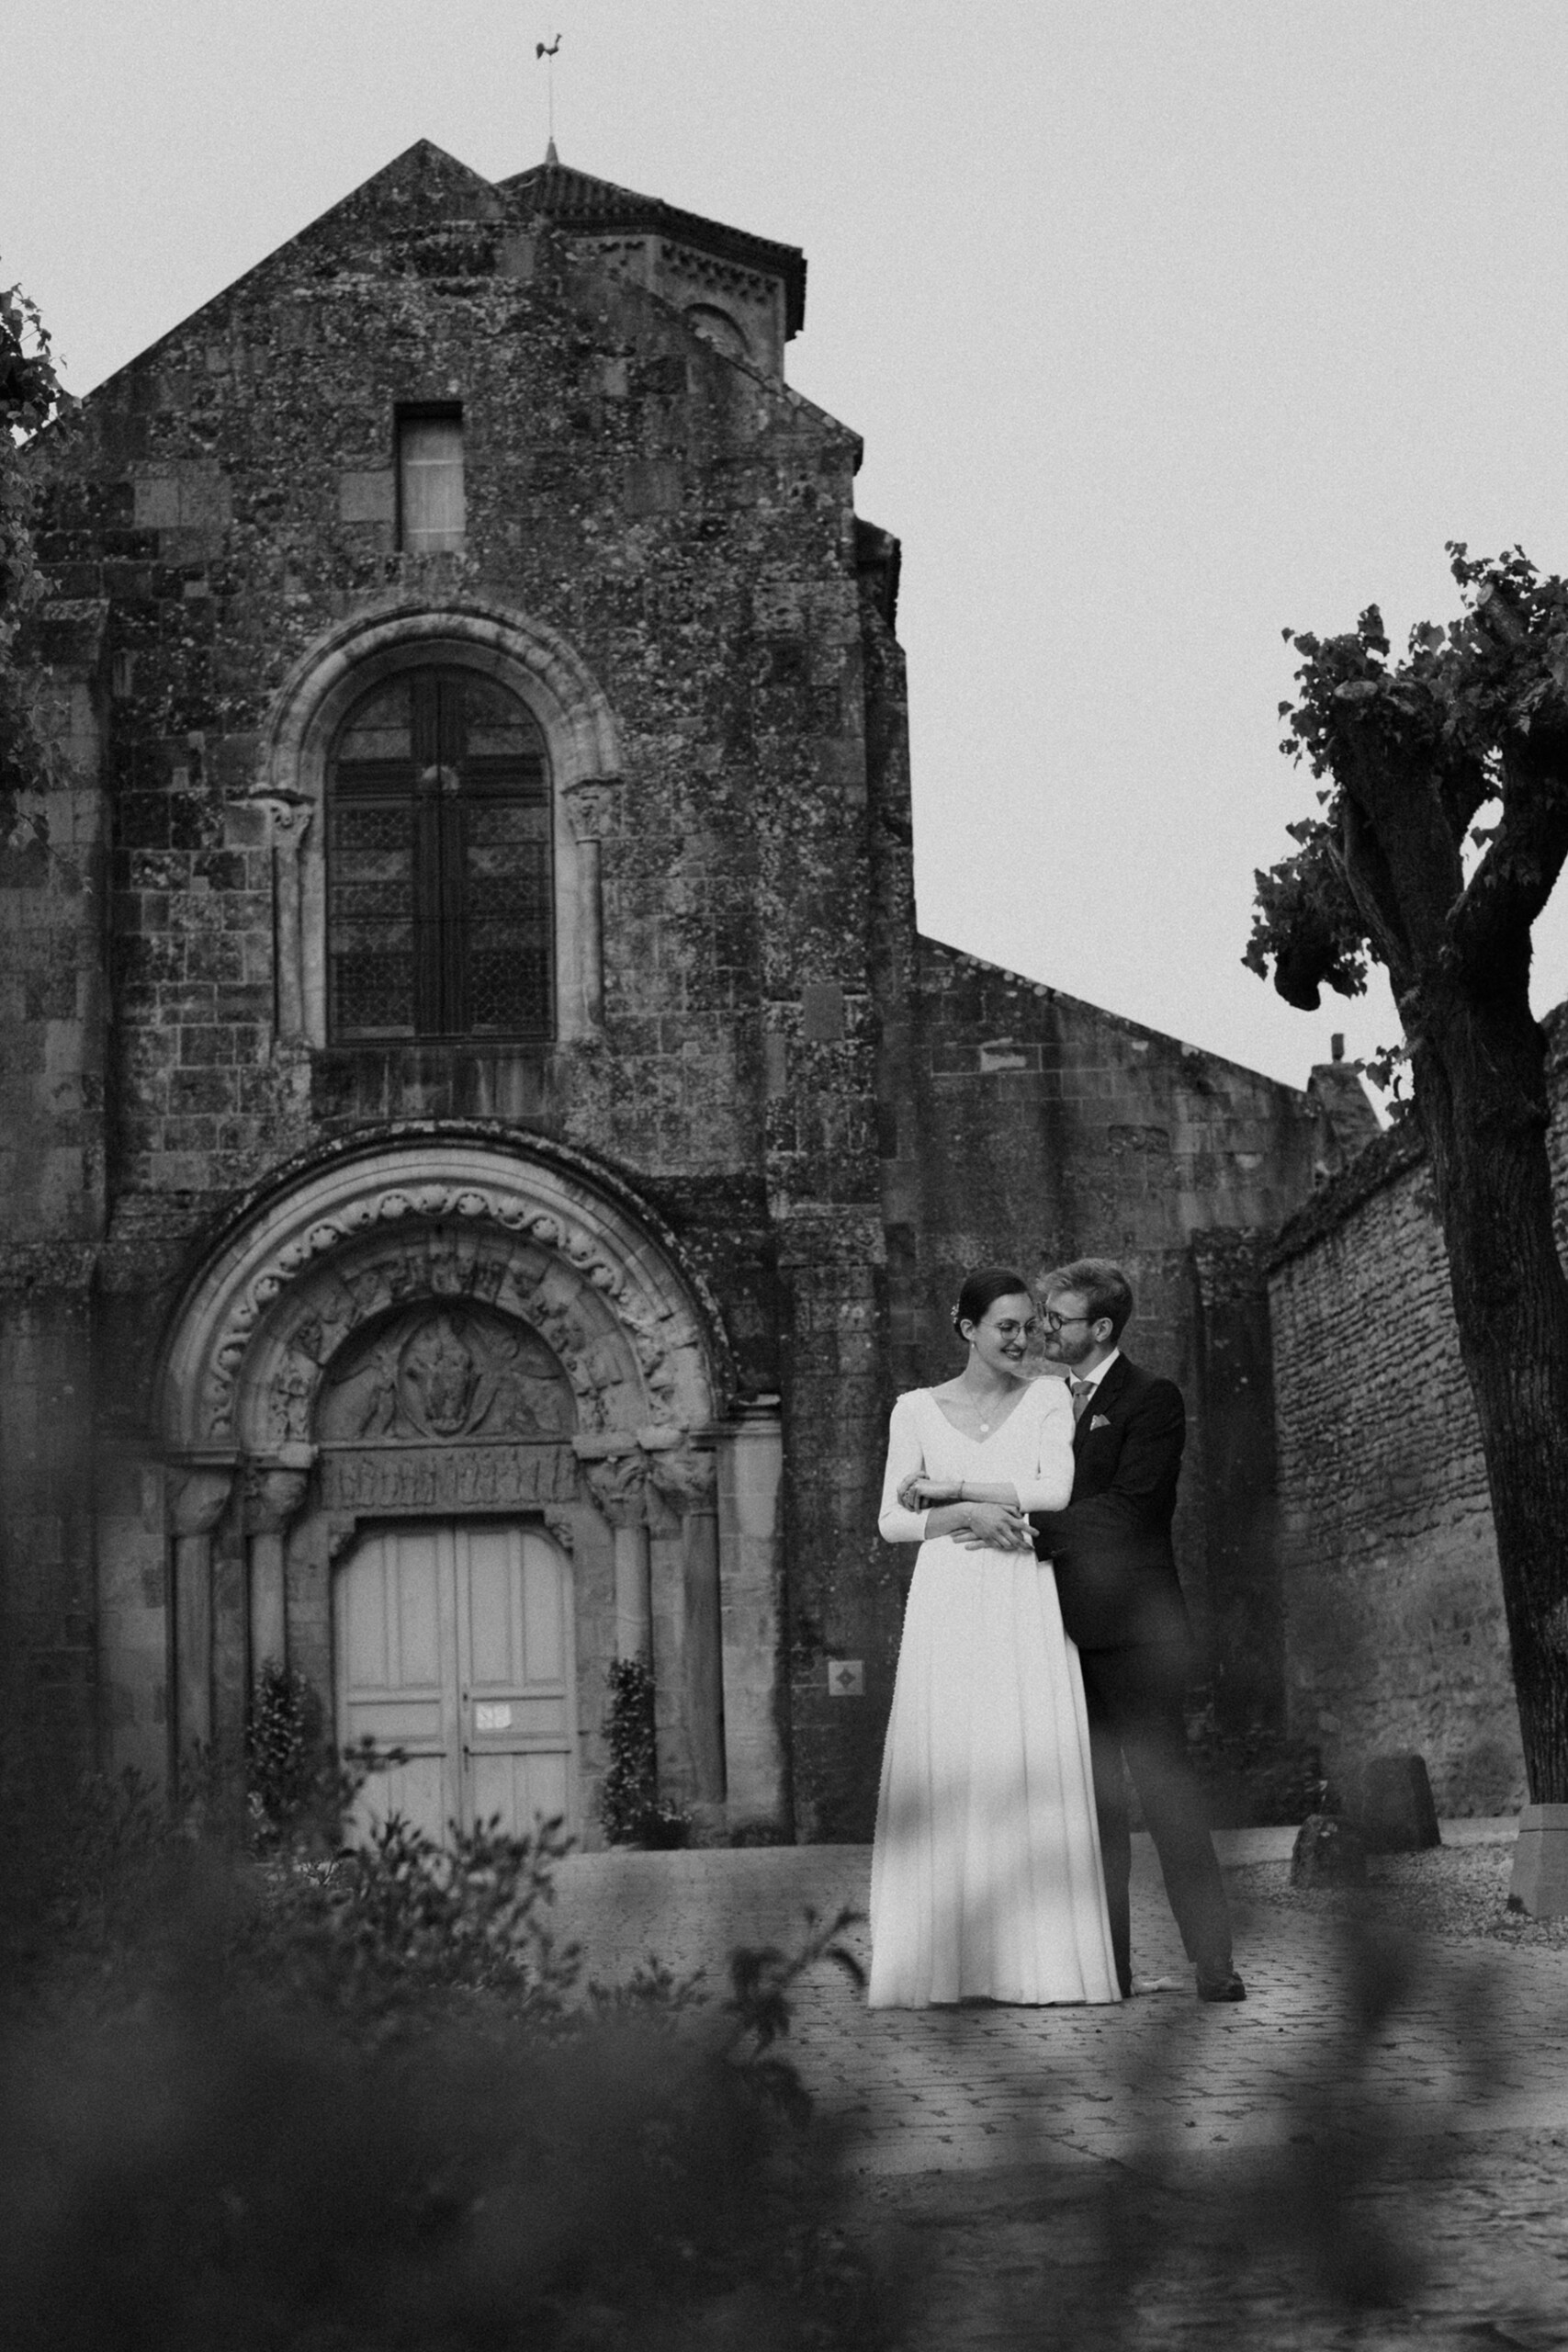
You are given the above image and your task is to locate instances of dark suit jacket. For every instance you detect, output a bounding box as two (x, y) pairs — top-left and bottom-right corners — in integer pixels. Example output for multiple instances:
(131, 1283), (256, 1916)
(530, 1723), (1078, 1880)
(1027, 1352), (1191, 1654)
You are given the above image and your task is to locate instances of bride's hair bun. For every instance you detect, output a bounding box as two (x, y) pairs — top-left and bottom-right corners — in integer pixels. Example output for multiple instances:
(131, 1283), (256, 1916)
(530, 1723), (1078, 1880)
(952, 1265), (1032, 1339)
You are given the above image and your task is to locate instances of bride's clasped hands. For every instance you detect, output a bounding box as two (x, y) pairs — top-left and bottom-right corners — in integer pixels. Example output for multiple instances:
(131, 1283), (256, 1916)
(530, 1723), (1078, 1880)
(893, 1472), (1035, 1552)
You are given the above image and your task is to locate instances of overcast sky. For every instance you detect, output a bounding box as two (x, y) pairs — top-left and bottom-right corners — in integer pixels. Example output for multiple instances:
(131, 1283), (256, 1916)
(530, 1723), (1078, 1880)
(8, 0), (1568, 1093)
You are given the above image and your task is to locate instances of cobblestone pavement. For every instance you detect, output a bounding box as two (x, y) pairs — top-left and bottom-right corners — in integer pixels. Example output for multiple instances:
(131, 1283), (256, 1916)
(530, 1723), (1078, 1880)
(557, 1825), (1568, 2346)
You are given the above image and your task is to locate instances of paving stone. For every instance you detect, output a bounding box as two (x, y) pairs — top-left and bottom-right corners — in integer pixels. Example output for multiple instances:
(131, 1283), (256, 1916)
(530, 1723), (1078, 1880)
(554, 1826), (1568, 2174)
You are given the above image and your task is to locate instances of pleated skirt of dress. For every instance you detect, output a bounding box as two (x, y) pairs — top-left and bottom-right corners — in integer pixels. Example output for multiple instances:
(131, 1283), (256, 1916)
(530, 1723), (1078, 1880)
(867, 1537), (1121, 2007)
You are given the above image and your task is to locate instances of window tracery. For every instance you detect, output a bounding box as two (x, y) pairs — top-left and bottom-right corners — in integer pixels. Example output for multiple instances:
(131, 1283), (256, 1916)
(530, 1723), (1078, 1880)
(326, 667), (553, 1042)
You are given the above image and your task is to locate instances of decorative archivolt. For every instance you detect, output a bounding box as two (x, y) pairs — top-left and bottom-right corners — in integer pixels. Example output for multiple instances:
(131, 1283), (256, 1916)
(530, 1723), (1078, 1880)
(258, 597), (624, 801)
(157, 1139), (721, 1457)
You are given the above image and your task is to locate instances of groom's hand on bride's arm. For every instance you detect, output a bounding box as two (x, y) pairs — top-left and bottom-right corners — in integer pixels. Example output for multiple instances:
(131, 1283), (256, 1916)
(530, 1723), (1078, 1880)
(951, 1503), (1033, 1552)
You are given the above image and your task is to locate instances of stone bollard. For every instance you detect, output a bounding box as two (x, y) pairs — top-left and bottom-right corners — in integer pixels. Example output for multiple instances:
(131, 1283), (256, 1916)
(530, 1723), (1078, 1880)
(1290, 1812), (1369, 1888)
(1508, 1804), (1568, 1917)
(1348, 1753), (1441, 1853)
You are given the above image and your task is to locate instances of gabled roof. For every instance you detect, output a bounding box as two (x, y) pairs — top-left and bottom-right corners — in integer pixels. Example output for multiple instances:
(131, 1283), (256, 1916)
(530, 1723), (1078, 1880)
(500, 156), (807, 337)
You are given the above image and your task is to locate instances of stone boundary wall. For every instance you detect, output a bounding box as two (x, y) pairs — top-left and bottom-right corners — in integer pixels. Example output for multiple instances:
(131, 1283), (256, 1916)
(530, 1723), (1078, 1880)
(1266, 1012), (1568, 1814)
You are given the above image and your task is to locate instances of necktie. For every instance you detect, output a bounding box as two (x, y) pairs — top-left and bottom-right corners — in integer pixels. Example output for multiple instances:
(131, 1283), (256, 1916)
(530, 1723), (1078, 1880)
(1069, 1376), (1095, 1424)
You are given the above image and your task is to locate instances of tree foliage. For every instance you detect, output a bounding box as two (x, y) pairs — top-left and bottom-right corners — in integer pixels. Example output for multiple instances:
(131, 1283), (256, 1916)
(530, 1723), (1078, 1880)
(1, 271), (73, 798)
(1247, 547), (1568, 1037)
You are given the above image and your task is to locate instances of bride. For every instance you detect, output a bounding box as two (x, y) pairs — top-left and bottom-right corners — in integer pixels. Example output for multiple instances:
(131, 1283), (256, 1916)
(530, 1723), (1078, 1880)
(867, 1268), (1120, 2007)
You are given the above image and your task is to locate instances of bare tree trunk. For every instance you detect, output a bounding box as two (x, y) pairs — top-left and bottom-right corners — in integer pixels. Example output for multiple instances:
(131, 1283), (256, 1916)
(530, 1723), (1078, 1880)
(1415, 984), (1568, 1802)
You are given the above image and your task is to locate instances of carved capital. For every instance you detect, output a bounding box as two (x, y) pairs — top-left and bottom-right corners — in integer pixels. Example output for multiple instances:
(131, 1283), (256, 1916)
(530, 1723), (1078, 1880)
(169, 1464), (236, 1538)
(582, 1450), (650, 1529)
(242, 1464), (310, 1536)
(272, 800), (313, 849)
(234, 793), (314, 849)
(561, 779), (618, 843)
(646, 1439), (717, 1515)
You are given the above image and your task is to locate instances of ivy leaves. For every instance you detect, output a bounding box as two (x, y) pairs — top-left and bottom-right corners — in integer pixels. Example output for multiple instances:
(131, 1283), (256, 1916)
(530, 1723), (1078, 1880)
(2, 270), (73, 803)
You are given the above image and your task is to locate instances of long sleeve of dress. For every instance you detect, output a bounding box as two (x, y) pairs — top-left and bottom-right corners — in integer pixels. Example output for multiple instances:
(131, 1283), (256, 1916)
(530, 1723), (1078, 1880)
(877, 1392), (929, 1544)
(1013, 1381), (1077, 1514)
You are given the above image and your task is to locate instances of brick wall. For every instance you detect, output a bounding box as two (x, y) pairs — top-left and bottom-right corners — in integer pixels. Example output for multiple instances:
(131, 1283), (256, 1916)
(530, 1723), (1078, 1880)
(1265, 1046), (1568, 1811)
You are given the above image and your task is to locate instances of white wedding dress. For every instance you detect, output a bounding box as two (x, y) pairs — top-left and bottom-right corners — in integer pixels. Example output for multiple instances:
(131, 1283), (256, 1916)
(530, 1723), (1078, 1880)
(868, 1379), (1121, 2007)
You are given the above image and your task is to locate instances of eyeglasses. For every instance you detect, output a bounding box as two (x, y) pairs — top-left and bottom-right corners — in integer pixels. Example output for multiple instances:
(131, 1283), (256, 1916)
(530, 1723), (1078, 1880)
(1043, 1309), (1094, 1332)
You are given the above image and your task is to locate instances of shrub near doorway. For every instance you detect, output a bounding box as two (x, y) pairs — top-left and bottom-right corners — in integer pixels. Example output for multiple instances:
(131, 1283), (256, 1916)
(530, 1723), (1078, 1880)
(600, 1656), (693, 1849)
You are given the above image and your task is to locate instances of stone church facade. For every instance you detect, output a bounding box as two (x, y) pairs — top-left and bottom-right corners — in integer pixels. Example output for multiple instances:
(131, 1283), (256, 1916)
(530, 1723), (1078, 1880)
(4, 143), (1360, 1842)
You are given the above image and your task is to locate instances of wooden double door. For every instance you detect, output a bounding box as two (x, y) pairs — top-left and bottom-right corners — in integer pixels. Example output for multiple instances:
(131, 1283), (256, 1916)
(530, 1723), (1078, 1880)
(334, 1520), (577, 1848)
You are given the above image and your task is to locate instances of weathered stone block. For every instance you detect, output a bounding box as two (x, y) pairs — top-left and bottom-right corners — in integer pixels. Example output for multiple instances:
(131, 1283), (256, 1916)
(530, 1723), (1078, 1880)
(1348, 1751), (1441, 1852)
(338, 469), (396, 523)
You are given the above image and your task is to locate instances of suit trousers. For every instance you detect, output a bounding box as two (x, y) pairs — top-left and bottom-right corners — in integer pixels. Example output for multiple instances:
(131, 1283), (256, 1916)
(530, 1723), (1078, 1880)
(1077, 1641), (1232, 1993)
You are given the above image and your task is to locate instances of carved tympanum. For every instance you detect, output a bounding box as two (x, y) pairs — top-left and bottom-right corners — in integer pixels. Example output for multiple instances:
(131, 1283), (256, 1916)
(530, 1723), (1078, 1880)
(316, 1306), (575, 1445)
(160, 1144), (723, 1460)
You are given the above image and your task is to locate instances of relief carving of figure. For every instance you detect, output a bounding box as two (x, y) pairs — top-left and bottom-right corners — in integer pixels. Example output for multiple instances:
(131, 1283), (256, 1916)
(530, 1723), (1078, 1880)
(401, 1315), (478, 1436)
(267, 1351), (317, 1444)
(318, 1305), (577, 1446)
(486, 1324), (576, 1437)
(355, 1337), (403, 1437)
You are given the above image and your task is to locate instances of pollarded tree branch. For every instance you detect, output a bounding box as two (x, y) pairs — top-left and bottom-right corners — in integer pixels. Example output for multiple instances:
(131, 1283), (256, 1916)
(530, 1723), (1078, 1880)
(1450, 723), (1568, 976)
(1328, 707), (1465, 985)
(1335, 786), (1413, 998)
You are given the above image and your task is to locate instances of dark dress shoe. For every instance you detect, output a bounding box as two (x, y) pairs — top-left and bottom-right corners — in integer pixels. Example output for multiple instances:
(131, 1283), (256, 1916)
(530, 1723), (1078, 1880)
(1196, 1968), (1247, 2002)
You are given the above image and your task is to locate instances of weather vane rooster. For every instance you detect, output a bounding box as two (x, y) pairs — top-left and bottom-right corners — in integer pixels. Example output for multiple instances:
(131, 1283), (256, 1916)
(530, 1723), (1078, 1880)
(536, 32), (562, 158)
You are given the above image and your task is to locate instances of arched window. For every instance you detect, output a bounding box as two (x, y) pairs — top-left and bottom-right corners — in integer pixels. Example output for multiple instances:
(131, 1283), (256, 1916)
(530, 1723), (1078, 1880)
(326, 668), (553, 1041)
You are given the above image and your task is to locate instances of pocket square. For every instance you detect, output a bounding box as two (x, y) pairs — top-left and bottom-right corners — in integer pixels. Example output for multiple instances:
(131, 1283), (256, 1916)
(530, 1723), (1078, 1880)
(1089, 1413), (1111, 1430)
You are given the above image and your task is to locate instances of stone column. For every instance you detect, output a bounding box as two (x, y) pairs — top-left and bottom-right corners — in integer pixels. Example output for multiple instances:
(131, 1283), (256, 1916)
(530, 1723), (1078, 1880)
(649, 1436), (726, 1816)
(715, 1397), (790, 1837)
(561, 781), (615, 1034)
(242, 796), (315, 1041)
(580, 1445), (652, 1659)
(275, 801), (312, 1039)
(243, 1465), (310, 1686)
(168, 1463), (236, 1772)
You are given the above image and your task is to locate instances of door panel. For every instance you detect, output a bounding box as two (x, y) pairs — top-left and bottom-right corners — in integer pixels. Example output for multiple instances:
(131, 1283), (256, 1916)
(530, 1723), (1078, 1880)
(456, 1526), (576, 1837)
(470, 1749), (570, 1835)
(336, 1524), (456, 1848)
(334, 1521), (575, 1849)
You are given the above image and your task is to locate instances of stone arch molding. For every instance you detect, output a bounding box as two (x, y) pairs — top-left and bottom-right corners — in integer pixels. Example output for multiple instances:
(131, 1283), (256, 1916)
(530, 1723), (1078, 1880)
(157, 1141), (716, 1459)
(247, 599), (625, 1044)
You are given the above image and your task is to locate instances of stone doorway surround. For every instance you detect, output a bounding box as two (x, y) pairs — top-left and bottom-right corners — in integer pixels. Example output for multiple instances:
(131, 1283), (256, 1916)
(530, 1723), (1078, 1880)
(135, 1130), (789, 1844)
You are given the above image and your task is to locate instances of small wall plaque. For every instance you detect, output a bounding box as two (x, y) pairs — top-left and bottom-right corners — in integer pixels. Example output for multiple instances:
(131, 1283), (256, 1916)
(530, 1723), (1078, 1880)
(827, 1659), (863, 1698)
(474, 1702), (513, 1732)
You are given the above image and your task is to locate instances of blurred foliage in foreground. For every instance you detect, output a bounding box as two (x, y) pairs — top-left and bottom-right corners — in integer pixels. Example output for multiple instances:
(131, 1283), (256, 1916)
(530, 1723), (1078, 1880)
(0, 1762), (893, 2352)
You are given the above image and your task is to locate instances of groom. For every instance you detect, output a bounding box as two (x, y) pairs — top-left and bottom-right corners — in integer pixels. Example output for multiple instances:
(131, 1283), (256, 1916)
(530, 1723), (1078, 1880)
(1024, 1259), (1243, 2004)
